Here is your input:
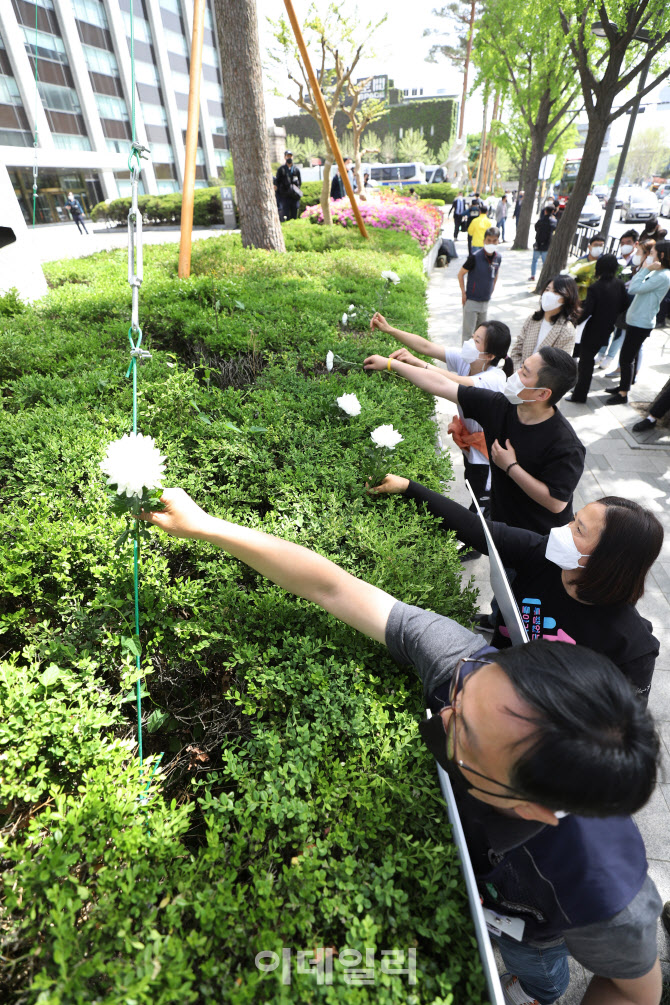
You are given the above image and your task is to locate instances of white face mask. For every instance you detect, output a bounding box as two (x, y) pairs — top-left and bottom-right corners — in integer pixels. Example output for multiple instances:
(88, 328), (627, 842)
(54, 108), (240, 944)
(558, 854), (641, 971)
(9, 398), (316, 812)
(620, 244), (634, 257)
(461, 338), (485, 364)
(645, 256), (656, 268)
(632, 253), (643, 266)
(590, 245), (604, 258)
(541, 291), (563, 312)
(503, 371), (547, 404)
(484, 244), (498, 255)
(545, 524), (591, 571)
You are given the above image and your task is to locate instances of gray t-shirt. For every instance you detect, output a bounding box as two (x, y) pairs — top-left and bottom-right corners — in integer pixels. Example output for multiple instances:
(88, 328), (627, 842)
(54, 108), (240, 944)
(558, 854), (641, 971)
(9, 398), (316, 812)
(385, 600), (661, 979)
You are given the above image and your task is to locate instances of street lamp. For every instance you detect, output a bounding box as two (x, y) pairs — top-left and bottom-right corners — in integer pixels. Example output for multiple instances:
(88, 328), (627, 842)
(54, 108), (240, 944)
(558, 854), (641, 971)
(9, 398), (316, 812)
(591, 22), (652, 240)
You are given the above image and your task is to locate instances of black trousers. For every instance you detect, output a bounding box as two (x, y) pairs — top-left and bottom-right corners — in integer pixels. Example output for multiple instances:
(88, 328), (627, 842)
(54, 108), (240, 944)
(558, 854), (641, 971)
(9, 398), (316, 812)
(73, 215), (88, 234)
(462, 455), (490, 513)
(619, 325), (651, 393)
(453, 213), (463, 239)
(277, 196), (299, 221)
(573, 321), (615, 399)
(650, 378), (670, 420)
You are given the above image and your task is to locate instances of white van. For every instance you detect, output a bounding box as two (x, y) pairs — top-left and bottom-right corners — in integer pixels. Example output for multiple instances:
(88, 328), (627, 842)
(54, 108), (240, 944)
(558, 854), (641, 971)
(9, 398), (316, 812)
(369, 162), (426, 186)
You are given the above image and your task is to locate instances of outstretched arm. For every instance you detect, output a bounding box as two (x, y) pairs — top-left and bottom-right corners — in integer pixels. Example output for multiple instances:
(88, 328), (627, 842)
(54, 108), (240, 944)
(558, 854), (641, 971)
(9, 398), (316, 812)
(364, 354), (460, 403)
(141, 489), (397, 644)
(370, 312), (447, 362)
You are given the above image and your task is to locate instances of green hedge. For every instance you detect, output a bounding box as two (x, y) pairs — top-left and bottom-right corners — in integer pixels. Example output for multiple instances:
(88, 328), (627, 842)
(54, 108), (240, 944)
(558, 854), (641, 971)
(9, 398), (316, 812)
(0, 224), (483, 1004)
(410, 183), (458, 204)
(91, 186), (228, 226)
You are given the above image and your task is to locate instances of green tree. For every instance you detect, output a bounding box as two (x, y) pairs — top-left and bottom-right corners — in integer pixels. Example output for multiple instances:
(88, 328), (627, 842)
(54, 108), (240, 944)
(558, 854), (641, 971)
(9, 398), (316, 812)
(267, 3), (379, 224)
(625, 126), (670, 183)
(424, 0), (482, 138)
(343, 81), (388, 197)
(435, 139), (453, 164)
(471, 0), (582, 250)
(299, 137), (325, 165)
(362, 129), (383, 161)
(398, 128), (430, 162)
(539, 0), (670, 287)
(285, 133), (306, 164)
(381, 133), (397, 163)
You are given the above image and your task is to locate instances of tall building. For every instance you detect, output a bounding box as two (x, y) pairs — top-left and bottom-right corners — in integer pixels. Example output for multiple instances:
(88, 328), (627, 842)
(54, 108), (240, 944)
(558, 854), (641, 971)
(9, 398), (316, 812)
(0, 0), (229, 223)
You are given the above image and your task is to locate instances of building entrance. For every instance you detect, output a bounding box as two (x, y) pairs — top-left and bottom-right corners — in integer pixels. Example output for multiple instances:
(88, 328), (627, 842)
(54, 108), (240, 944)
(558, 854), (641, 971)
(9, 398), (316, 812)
(9, 169), (103, 224)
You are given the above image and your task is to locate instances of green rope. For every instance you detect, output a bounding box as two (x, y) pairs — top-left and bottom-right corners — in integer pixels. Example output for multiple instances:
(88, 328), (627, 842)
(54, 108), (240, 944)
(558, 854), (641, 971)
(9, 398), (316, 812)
(32, 1), (38, 227)
(126, 325), (143, 766)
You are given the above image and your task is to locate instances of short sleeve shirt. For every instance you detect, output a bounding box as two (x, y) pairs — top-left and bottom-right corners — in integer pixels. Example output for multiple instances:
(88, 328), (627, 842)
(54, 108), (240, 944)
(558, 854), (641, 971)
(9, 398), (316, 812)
(444, 350), (505, 465)
(457, 386), (585, 533)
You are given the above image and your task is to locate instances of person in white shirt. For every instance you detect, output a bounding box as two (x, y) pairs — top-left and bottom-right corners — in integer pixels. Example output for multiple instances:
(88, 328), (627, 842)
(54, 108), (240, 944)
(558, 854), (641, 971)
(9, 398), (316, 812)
(369, 312), (512, 512)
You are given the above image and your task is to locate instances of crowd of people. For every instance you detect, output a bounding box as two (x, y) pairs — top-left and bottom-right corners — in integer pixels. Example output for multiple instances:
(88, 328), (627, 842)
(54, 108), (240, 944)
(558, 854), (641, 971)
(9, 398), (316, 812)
(139, 190), (670, 1005)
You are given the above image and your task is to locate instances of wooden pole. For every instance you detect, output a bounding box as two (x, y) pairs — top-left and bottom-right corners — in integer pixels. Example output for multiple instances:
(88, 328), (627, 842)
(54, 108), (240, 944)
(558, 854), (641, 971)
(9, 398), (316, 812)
(282, 0), (368, 239)
(178, 0), (206, 278)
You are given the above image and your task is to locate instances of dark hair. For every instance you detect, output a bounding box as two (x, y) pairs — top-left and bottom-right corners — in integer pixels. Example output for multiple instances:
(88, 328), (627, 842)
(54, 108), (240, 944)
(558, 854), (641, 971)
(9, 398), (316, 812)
(479, 203), (488, 213)
(495, 640), (659, 816)
(535, 345), (577, 404)
(481, 320), (513, 376)
(533, 274), (580, 324)
(655, 240), (670, 269)
(473, 191), (480, 198)
(620, 229), (639, 242)
(573, 496), (664, 606)
(484, 226), (500, 239)
(643, 216), (658, 229)
(589, 233), (606, 245)
(594, 253), (620, 281)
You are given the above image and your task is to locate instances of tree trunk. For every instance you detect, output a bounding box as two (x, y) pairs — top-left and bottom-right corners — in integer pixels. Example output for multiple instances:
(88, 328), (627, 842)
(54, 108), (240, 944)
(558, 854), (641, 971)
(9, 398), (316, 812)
(352, 128), (366, 201)
(537, 116), (610, 290)
(512, 142), (543, 250)
(214, 0), (285, 251)
(458, 0), (477, 138)
(321, 155), (333, 225)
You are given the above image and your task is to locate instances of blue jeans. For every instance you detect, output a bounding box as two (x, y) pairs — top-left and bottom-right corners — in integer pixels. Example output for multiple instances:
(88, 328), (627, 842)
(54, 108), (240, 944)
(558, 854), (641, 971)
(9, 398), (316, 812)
(531, 249), (547, 278)
(493, 933), (570, 1005)
(598, 328), (625, 362)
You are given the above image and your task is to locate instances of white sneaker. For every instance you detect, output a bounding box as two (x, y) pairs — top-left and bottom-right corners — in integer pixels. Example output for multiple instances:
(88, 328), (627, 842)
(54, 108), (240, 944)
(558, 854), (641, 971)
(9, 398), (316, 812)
(594, 354), (604, 365)
(501, 973), (540, 1005)
(598, 358), (611, 369)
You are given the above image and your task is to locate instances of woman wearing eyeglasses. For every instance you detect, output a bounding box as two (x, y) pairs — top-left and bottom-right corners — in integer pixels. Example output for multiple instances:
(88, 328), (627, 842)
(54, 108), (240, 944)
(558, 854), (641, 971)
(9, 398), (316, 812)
(368, 476), (663, 702)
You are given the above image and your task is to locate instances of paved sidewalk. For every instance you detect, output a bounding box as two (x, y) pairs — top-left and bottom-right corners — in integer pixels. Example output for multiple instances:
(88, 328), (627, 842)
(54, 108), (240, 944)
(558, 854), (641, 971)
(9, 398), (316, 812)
(33, 221), (229, 265)
(426, 237), (670, 1000)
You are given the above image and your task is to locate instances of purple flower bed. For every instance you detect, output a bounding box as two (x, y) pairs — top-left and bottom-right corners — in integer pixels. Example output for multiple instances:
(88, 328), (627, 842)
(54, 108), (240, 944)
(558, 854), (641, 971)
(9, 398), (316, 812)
(301, 193), (443, 252)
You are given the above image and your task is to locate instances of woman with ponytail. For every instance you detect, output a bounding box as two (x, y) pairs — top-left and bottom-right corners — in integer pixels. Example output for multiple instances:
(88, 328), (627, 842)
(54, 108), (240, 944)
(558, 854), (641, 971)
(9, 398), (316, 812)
(369, 312), (512, 510)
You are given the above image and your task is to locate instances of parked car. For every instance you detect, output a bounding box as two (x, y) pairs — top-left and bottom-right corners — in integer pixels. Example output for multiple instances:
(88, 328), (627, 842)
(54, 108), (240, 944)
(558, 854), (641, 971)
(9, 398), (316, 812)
(619, 189), (660, 223)
(654, 182), (670, 201)
(579, 194), (603, 226)
(593, 184), (609, 205)
(614, 185), (634, 209)
(661, 194), (670, 219)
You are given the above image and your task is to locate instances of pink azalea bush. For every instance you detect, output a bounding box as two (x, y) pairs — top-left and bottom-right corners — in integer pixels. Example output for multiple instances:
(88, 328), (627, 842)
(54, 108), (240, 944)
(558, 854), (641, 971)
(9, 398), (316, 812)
(301, 189), (443, 251)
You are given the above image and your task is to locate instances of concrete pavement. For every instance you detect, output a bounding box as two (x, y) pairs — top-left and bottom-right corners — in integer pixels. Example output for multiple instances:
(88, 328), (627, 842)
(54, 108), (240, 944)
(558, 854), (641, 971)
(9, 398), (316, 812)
(426, 233), (670, 1000)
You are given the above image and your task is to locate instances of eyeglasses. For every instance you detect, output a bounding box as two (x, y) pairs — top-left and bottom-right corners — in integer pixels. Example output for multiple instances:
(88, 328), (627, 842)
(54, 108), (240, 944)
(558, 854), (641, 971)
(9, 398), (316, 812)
(440, 658), (525, 800)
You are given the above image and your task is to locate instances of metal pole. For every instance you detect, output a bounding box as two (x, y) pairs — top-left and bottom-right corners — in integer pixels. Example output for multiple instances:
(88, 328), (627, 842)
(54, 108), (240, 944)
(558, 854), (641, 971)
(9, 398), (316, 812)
(600, 64), (649, 241)
(178, 0), (206, 278)
(282, 0), (368, 239)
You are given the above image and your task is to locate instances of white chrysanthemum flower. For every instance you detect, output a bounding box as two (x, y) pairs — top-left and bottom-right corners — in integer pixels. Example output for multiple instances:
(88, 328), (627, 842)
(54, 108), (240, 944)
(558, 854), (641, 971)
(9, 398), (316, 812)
(337, 393), (361, 416)
(326, 350), (334, 372)
(381, 270), (400, 284)
(100, 432), (166, 498)
(342, 313), (348, 326)
(348, 304), (355, 311)
(370, 424), (403, 449)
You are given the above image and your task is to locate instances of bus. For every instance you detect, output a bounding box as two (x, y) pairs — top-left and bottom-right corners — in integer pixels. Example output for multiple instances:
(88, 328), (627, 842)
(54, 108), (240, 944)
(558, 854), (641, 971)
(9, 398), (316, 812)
(369, 162), (426, 186)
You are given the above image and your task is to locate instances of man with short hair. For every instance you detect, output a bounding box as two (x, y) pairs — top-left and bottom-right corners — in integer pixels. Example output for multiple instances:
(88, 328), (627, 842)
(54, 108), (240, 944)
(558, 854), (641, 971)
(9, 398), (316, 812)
(568, 234), (606, 300)
(448, 190), (466, 240)
(458, 226), (501, 341)
(529, 205), (557, 282)
(364, 346), (585, 536)
(495, 194), (508, 241)
(275, 150), (302, 221)
(142, 488), (663, 1005)
(468, 202), (496, 252)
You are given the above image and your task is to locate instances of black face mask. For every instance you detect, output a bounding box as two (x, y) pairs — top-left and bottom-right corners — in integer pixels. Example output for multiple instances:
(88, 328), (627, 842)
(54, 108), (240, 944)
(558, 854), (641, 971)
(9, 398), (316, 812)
(286, 158), (293, 165)
(418, 714), (470, 796)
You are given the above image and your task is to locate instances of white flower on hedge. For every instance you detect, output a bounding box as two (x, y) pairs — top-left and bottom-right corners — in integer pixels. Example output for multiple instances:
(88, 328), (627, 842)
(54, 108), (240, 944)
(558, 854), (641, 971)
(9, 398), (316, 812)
(370, 424), (403, 449)
(100, 432), (166, 498)
(348, 304), (355, 311)
(337, 393), (361, 416)
(326, 350), (334, 372)
(381, 270), (400, 284)
(342, 313), (348, 326)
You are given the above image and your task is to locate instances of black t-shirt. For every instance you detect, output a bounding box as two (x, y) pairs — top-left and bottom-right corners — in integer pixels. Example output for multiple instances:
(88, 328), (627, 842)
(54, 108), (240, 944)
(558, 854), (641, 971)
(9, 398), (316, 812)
(458, 386), (585, 534)
(404, 482), (659, 699)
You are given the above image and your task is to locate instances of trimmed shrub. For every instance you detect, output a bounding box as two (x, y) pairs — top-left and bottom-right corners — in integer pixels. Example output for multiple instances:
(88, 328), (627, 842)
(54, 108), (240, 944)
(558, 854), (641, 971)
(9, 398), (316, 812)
(0, 223), (483, 1003)
(302, 192), (443, 251)
(91, 186), (230, 226)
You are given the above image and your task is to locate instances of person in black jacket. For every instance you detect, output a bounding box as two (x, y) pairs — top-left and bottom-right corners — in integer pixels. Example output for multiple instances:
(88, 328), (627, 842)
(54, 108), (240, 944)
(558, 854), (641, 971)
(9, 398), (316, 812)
(569, 254), (629, 402)
(368, 479), (663, 702)
(275, 150), (302, 221)
(66, 191), (88, 234)
(529, 204), (556, 281)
